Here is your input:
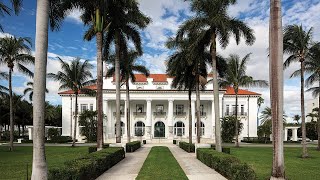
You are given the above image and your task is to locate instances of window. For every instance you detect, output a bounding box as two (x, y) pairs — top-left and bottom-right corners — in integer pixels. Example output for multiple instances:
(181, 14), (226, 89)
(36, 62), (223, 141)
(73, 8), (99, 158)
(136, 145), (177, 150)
(226, 105), (230, 116)
(114, 122), (125, 135)
(195, 122), (205, 136)
(80, 104), (88, 112)
(156, 105), (164, 113)
(174, 121), (185, 136)
(134, 121), (145, 136)
(176, 104), (184, 115)
(120, 104), (125, 115)
(90, 104), (94, 111)
(200, 105), (204, 116)
(232, 105), (236, 115)
(241, 105), (244, 115)
(136, 104), (144, 113)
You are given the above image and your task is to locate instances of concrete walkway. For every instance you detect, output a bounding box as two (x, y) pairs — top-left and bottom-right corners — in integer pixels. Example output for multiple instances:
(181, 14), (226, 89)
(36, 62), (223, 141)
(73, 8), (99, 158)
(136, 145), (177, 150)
(169, 145), (226, 180)
(96, 145), (151, 180)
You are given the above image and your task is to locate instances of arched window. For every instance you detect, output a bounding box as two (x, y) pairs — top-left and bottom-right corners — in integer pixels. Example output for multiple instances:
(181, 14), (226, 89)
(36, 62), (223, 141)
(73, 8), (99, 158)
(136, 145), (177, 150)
(174, 121), (185, 136)
(114, 121), (125, 135)
(194, 122), (205, 136)
(134, 121), (145, 136)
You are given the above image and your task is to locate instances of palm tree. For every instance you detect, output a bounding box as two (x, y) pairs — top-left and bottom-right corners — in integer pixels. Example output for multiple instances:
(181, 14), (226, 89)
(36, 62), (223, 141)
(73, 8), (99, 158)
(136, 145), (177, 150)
(0, 36), (34, 151)
(0, 0), (22, 31)
(260, 107), (287, 125)
(293, 115), (301, 125)
(106, 50), (150, 142)
(283, 25), (319, 158)
(177, 0), (255, 152)
(269, 0), (285, 178)
(61, 0), (110, 149)
(220, 53), (268, 147)
(32, 0), (72, 178)
(103, 0), (150, 143)
(0, 71), (8, 97)
(23, 81), (49, 102)
(48, 57), (96, 147)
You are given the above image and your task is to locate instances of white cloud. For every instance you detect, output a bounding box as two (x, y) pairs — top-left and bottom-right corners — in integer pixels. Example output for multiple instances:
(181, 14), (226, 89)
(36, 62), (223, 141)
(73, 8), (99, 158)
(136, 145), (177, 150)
(66, 8), (83, 24)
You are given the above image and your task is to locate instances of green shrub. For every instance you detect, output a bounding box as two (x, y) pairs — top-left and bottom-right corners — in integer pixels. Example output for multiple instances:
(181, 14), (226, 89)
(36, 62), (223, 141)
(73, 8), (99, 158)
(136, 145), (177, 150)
(173, 140), (176, 144)
(48, 147), (125, 180)
(48, 128), (60, 139)
(88, 144), (110, 153)
(126, 141), (141, 152)
(179, 141), (195, 153)
(21, 139), (33, 143)
(47, 136), (72, 143)
(197, 148), (256, 180)
(221, 116), (243, 143)
(211, 145), (231, 154)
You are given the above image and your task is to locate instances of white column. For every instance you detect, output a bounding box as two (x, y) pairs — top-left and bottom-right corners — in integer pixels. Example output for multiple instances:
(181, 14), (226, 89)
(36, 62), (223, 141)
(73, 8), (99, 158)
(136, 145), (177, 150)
(284, 128), (288, 141)
(211, 100), (215, 139)
(123, 101), (127, 138)
(292, 128), (298, 141)
(146, 99), (152, 139)
(168, 99), (174, 138)
(104, 100), (110, 140)
(191, 100), (196, 136)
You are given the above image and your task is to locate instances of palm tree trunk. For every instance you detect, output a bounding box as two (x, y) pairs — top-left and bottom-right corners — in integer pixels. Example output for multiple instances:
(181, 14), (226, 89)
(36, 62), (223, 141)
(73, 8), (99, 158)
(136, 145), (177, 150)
(32, 0), (50, 178)
(318, 80), (320, 151)
(9, 68), (14, 151)
(188, 89), (192, 150)
(269, 0), (285, 178)
(126, 79), (131, 143)
(235, 91), (239, 147)
(300, 61), (308, 158)
(196, 73), (201, 143)
(115, 32), (121, 143)
(210, 33), (222, 152)
(96, 31), (104, 150)
(72, 93), (78, 147)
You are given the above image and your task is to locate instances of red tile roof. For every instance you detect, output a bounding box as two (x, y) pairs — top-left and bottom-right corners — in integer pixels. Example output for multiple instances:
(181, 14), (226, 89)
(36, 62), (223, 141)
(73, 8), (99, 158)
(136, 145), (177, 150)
(59, 74), (260, 95)
(225, 86), (261, 95)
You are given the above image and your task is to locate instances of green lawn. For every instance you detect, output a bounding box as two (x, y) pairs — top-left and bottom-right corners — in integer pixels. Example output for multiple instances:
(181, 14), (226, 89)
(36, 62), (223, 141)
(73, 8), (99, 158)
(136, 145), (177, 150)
(136, 146), (188, 180)
(231, 147), (320, 180)
(0, 146), (88, 179)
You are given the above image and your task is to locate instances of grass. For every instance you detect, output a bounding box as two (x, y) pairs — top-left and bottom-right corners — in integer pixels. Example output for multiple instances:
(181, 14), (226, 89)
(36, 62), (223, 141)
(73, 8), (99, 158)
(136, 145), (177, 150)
(230, 147), (320, 180)
(0, 146), (88, 179)
(136, 146), (188, 180)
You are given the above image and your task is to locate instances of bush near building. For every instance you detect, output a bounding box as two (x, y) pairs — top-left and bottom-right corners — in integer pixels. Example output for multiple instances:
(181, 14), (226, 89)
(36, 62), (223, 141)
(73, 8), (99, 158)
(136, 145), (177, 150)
(48, 147), (125, 180)
(179, 141), (195, 153)
(197, 148), (256, 180)
(126, 141), (141, 152)
(221, 116), (243, 143)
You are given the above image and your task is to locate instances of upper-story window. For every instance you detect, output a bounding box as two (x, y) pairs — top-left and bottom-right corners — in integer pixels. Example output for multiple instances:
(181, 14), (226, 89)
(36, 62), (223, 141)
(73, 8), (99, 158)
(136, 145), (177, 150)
(176, 104), (184, 115)
(136, 104), (144, 113)
(120, 104), (125, 115)
(156, 105), (164, 113)
(226, 105), (230, 115)
(200, 105), (205, 115)
(90, 104), (94, 111)
(81, 104), (88, 112)
(232, 105), (236, 115)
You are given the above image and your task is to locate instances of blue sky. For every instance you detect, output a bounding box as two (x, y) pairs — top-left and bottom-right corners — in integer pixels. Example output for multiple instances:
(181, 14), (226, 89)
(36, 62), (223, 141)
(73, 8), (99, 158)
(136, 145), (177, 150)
(1, 0), (320, 120)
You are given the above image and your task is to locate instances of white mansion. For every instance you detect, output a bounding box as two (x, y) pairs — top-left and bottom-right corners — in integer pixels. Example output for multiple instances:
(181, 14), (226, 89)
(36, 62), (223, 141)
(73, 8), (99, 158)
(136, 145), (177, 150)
(59, 74), (261, 142)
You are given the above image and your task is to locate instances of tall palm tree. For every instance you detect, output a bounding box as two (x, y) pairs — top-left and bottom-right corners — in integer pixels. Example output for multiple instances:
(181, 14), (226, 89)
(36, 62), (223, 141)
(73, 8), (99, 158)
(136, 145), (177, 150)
(269, 0), (285, 178)
(23, 81), (49, 102)
(32, 0), (72, 178)
(293, 44), (320, 150)
(260, 107), (287, 125)
(177, 0), (255, 152)
(48, 57), (96, 147)
(106, 50), (150, 142)
(283, 24), (319, 158)
(62, 0), (110, 149)
(220, 53), (268, 147)
(257, 97), (264, 126)
(0, 36), (34, 151)
(103, 0), (150, 143)
(0, 71), (8, 97)
(0, 0), (22, 31)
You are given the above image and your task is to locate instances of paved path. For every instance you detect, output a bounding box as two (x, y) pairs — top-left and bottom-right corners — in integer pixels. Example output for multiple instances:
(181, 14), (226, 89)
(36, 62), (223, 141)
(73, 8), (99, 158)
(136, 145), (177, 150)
(96, 145), (151, 180)
(169, 145), (227, 180)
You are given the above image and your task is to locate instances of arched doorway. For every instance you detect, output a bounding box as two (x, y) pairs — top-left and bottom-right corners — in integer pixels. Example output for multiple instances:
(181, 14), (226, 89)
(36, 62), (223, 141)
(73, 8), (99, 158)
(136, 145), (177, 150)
(195, 121), (205, 136)
(154, 121), (165, 138)
(114, 121), (125, 135)
(174, 121), (185, 136)
(134, 121), (145, 136)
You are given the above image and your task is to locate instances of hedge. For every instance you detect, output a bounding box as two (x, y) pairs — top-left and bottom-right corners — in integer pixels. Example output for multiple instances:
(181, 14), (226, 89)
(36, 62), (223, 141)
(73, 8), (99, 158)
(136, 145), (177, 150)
(197, 148), (256, 180)
(88, 144), (110, 153)
(211, 145), (231, 154)
(126, 141), (141, 152)
(179, 141), (195, 153)
(48, 147), (125, 180)
(47, 136), (73, 143)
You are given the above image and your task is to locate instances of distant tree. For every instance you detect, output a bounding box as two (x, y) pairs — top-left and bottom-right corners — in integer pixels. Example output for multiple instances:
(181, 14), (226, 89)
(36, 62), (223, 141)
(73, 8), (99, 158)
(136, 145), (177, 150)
(23, 81), (49, 101)
(221, 116), (243, 143)
(257, 122), (272, 143)
(293, 115), (301, 125)
(0, 71), (8, 97)
(0, 0), (22, 31)
(306, 121), (317, 140)
(79, 110), (97, 142)
(260, 107), (287, 125)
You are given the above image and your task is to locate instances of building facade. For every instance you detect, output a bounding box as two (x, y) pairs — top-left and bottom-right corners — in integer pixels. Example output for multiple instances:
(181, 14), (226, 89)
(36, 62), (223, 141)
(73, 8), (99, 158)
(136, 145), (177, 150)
(59, 74), (261, 142)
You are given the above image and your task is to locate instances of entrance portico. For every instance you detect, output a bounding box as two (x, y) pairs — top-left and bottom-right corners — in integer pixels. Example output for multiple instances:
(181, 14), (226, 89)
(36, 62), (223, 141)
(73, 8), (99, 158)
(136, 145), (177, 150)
(284, 126), (300, 141)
